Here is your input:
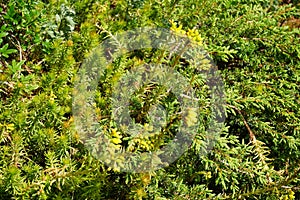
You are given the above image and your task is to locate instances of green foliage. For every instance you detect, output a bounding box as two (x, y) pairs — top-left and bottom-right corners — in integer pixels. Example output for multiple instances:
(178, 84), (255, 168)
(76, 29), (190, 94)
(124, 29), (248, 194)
(44, 4), (76, 39)
(0, 32), (17, 58)
(0, 0), (300, 199)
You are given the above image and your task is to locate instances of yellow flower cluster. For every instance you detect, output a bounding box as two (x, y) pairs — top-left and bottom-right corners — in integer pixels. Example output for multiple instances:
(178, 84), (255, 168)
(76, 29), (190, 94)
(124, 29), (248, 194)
(186, 29), (203, 45)
(110, 128), (122, 146)
(170, 21), (186, 35)
(104, 128), (126, 172)
(170, 20), (203, 45)
(128, 137), (155, 152)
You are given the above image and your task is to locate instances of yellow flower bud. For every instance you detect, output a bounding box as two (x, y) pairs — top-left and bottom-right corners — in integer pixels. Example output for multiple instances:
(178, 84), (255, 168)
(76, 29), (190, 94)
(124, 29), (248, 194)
(111, 138), (122, 144)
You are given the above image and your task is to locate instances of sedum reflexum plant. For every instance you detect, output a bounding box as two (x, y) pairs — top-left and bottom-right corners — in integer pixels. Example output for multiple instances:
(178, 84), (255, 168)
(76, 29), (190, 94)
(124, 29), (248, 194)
(0, 0), (299, 199)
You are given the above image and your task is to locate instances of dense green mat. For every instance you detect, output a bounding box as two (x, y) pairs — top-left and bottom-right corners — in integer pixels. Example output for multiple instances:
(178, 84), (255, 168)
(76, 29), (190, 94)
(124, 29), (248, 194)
(0, 0), (299, 199)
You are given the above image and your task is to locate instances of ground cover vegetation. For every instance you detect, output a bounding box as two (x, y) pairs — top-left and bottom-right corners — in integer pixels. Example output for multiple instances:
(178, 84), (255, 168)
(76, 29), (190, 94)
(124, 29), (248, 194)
(0, 0), (299, 199)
